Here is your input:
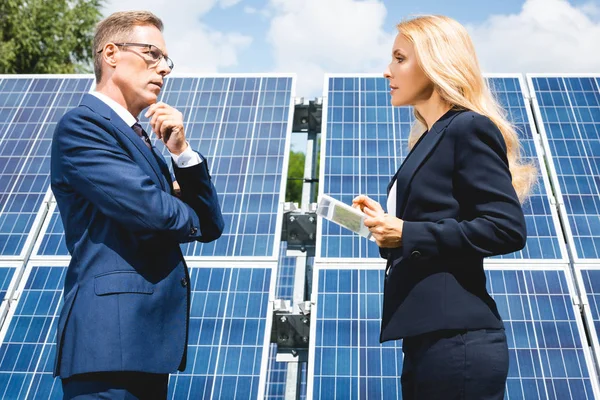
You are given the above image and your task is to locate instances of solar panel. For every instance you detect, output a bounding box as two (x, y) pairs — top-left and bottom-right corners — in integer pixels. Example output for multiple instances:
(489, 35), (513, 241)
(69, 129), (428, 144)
(307, 265), (600, 399)
(575, 266), (600, 374)
(0, 263), (20, 328)
(0, 76), (94, 258)
(0, 262), (64, 399)
(0, 262), (277, 399)
(317, 74), (567, 262)
(528, 75), (600, 262)
(0, 264), (18, 303)
(168, 263), (275, 399)
(34, 75), (295, 260)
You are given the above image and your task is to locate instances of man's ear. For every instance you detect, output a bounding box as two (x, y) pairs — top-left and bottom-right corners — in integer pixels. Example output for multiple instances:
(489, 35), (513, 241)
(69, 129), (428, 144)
(102, 43), (119, 68)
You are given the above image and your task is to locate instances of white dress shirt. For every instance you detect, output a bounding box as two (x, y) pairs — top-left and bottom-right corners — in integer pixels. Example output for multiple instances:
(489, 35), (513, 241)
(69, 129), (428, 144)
(90, 91), (201, 167)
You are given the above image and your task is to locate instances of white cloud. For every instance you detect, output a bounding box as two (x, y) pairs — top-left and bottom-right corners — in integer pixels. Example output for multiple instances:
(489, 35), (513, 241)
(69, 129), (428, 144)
(469, 0), (600, 73)
(579, 1), (600, 19)
(101, 0), (252, 73)
(265, 0), (395, 96)
(219, 0), (242, 8)
(244, 6), (271, 18)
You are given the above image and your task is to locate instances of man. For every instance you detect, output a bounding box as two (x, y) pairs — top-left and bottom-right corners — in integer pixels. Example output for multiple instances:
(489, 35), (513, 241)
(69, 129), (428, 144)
(51, 11), (224, 399)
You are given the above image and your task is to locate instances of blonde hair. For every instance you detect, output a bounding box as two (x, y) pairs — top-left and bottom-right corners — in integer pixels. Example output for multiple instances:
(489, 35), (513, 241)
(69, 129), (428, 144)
(93, 11), (163, 83)
(397, 15), (536, 202)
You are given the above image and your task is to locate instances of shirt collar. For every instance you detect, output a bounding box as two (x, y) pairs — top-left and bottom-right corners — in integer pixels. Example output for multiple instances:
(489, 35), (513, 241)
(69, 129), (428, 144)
(90, 91), (138, 127)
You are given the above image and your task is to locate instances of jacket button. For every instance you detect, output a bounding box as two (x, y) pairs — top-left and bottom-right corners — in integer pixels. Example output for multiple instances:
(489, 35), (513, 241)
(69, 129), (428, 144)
(190, 227), (198, 235)
(181, 277), (188, 287)
(410, 251), (421, 259)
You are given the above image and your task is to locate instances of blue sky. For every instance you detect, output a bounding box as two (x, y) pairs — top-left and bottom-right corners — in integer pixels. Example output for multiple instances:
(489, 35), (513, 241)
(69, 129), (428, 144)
(202, 0), (597, 76)
(102, 0), (600, 151)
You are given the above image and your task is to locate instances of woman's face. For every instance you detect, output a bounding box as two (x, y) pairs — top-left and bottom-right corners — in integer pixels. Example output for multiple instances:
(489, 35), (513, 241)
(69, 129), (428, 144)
(383, 33), (435, 107)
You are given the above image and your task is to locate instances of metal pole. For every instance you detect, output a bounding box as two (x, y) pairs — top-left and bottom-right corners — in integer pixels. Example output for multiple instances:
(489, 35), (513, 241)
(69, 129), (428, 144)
(305, 131), (319, 206)
(284, 125), (318, 399)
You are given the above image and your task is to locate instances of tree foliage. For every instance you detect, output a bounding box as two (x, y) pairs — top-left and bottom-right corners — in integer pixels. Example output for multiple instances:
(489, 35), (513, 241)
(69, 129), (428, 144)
(0, 0), (103, 74)
(286, 146), (321, 205)
(286, 150), (305, 204)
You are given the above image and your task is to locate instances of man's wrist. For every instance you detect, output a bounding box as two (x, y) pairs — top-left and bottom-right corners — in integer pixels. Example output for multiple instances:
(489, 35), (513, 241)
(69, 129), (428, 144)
(169, 141), (188, 156)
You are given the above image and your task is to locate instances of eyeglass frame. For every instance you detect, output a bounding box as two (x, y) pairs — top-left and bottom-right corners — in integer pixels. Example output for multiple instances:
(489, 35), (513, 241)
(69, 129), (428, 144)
(97, 42), (174, 70)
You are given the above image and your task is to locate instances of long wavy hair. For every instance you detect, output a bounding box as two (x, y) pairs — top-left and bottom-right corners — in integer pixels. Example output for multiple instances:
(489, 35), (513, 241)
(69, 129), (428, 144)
(397, 15), (536, 202)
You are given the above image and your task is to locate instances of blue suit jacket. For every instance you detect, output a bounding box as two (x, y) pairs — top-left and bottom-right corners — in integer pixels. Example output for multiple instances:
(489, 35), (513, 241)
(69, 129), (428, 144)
(50, 94), (224, 378)
(380, 109), (526, 342)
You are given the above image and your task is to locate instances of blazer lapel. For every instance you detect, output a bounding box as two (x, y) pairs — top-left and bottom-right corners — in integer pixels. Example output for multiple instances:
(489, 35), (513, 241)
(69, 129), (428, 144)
(81, 95), (168, 192)
(391, 109), (464, 217)
(153, 150), (173, 192)
(111, 118), (169, 192)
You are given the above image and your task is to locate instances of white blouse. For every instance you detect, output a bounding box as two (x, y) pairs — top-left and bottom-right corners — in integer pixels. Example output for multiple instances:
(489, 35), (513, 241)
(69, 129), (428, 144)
(387, 180), (397, 216)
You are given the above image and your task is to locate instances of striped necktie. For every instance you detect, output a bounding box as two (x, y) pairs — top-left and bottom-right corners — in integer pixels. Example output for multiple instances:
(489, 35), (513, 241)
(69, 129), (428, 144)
(132, 123), (152, 150)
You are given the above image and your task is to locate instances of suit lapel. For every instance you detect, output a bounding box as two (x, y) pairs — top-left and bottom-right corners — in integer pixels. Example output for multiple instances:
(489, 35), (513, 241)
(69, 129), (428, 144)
(81, 95), (168, 192)
(153, 150), (173, 192)
(391, 109), (464, 216)
(111, 118), (169, 192)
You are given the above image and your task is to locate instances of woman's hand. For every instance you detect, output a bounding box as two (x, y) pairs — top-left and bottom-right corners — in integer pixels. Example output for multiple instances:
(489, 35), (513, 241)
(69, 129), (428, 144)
(352, 195), (404, 248)
(352, 195), (385, 215)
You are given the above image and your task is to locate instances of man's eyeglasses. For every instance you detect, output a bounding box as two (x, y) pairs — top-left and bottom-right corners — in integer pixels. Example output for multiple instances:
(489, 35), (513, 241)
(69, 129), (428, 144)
(98, 42), (174, 70)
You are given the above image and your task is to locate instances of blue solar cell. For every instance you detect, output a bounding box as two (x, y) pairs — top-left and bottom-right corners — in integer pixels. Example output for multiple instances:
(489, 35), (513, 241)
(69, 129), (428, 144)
(0, 77), (93, 257)
(529, 75), (600, 261)
(576, 268), (600, 367)
(169, 266), (273, 399)
(36, 76), (294, 258)
(309, 267), (598, 399)
(0, 264), (274, 399)
(0, 266), (16, 302)
(319, 75), (564, 260)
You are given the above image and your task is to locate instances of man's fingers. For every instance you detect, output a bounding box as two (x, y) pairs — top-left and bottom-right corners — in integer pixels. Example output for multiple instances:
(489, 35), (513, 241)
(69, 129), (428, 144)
(145, 102), (160, 117)
(145, 102), (171, 118)
(156, 114), (168, 132)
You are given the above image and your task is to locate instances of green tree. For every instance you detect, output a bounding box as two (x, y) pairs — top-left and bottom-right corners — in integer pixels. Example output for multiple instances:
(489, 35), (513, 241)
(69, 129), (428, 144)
(0, 0), (102, 74)
(286, 146), (321, 205)
(286, 150), (305, 204)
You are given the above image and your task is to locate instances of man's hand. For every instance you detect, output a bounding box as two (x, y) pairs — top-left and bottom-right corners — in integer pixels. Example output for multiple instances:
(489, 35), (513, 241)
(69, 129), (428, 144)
(145, 102), (187, 155)
(352, 195), (403, 248)
(172, 180), (181, 197)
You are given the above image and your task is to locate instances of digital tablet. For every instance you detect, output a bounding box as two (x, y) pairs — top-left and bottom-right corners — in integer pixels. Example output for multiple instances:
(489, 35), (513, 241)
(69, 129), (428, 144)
(316, 194), (374, 241)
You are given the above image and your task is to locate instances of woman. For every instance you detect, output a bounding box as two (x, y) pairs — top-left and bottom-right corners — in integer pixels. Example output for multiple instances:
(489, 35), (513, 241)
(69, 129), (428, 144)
(352, 15), (536, 400)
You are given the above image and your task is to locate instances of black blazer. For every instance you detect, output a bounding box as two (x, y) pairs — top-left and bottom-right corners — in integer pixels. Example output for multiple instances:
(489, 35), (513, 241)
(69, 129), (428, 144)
(380, 109), (526, 342)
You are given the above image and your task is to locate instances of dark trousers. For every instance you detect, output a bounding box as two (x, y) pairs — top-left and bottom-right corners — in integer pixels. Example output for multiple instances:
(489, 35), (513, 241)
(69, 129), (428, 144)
(401, 328), (508, 400)
(62, 372), (169, 400)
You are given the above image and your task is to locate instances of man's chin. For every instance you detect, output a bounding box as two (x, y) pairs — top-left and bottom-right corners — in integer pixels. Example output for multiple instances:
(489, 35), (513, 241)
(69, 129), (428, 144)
(143, 94), (159, 107)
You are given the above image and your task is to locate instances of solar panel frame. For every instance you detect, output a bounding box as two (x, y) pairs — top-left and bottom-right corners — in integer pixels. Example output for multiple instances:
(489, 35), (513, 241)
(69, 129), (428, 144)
(315, 73), (569, 264)
(527, 73), (600, 264)
(0, 75), (94, 261)
(29, 73), (296, 262)
(306, 262), (600, 399)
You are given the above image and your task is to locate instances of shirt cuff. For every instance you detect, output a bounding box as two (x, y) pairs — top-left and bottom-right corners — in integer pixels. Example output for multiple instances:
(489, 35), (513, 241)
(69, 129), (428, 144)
(170, 143), (202, 168)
